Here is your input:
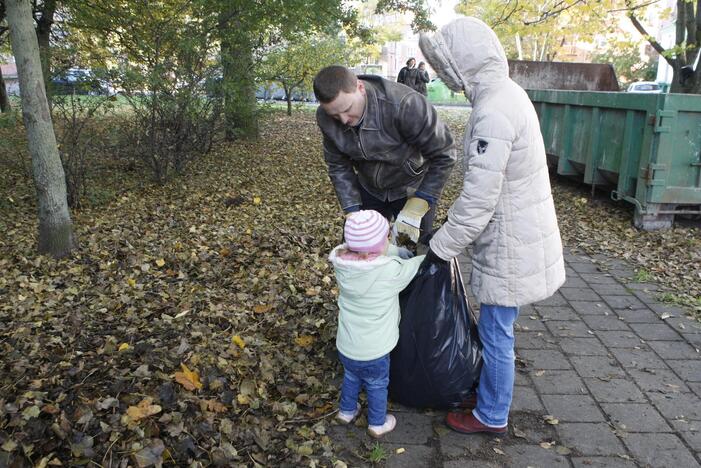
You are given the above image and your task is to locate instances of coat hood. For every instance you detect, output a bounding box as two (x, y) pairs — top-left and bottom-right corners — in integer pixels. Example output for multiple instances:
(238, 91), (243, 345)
(328, 244), (394, 296)
(419, 17), (509, 101)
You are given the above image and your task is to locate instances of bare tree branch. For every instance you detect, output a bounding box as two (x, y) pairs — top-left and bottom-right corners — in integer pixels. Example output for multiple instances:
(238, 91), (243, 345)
(608, 0), (660, 13)
(492, 0), (520, 28)
(628, 10), (675, 68)
(523, 0), (585, 26)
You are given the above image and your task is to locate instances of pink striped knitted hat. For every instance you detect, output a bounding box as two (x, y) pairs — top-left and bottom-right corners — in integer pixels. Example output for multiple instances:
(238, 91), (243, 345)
(344, 210), (389, 253)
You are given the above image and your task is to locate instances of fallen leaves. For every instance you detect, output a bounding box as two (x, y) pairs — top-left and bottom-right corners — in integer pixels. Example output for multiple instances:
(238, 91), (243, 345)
(125, 398), (162, 422)
(232, 335), (246, 349)
(294, 335), (315, 347)
(543, 414), (559, 425)
(0, 107), (695, 467)
(174, 364), (202, 391)
(199, 399), (227, 413)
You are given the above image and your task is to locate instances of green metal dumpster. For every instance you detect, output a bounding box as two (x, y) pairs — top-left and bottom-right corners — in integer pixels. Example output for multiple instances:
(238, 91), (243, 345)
(427, 78), (468, 105)
(527, 89), (701, 229)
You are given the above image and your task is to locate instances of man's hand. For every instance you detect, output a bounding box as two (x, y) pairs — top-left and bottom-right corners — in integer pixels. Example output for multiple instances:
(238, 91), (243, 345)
(392, 197), (429, 242)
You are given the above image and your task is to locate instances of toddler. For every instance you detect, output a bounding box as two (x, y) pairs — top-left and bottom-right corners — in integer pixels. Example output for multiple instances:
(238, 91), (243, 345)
(328, 210), (424, 437)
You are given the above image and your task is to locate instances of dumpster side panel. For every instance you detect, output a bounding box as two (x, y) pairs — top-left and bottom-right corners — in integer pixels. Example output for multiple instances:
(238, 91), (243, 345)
(648, 95), (701, 206)
(529, 89), (701, 228)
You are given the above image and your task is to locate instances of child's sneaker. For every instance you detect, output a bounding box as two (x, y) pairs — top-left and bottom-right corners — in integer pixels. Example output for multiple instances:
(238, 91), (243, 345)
(336, 403), (361, 424)
(367, 414), (396, 438)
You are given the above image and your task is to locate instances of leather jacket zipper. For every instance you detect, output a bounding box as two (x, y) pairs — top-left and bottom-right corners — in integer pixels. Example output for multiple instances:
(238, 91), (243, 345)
(357, 127), (382, 189)
(356, 128), (368, 159)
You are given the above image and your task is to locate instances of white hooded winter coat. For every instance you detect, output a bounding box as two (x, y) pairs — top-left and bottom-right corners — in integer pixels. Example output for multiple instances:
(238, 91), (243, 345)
(419, 17), (565, 307)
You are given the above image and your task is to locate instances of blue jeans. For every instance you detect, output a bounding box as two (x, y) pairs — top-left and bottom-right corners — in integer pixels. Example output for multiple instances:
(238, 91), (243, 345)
(339, 353), (390, 426)
(473, 304), (519, 428)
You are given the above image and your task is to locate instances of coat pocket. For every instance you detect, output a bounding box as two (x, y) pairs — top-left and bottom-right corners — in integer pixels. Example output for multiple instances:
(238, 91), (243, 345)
(472, 216), (501, 269)
(403, 158), (425, 177)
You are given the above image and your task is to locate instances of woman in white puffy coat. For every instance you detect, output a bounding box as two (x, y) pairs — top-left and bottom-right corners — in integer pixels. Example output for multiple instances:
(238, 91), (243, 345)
(419, 17), (566, 434)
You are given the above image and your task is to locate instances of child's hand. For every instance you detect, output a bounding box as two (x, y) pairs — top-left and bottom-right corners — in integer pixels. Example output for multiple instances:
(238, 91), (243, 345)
(397, 247), (414, 259)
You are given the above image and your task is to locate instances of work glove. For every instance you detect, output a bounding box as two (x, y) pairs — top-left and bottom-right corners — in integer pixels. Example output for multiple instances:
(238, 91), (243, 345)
(420, 248), (449, 270)
(391, 197), (430, 243)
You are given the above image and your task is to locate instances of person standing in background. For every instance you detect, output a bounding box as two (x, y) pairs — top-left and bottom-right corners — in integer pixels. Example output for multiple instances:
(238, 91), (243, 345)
(396, 58), (417, 89)
(415, 62), (430, 96)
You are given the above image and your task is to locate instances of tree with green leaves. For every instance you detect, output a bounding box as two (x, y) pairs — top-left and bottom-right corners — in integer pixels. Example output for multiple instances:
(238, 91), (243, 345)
(458, 0), (701, 93)
(212, 0), (357, 140)
(592, 38), (657, 85)
(457, 0), (606, 61)
(258, 35), (357, 115)
(625, 0), (701, 93)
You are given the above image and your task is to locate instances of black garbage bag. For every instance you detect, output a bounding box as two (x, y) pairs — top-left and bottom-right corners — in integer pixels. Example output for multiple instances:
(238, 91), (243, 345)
(389, 258), (482, 409)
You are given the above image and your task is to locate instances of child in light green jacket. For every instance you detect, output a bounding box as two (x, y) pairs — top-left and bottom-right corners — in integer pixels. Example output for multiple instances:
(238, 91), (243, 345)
(329, 210), (424, 437)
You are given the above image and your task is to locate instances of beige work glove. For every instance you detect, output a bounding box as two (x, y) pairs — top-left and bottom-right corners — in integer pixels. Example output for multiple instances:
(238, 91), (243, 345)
(391, 197), (429, 243)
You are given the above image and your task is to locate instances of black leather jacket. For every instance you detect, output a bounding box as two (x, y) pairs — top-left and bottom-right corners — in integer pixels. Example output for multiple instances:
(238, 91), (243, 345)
(316, 75), (456, 210)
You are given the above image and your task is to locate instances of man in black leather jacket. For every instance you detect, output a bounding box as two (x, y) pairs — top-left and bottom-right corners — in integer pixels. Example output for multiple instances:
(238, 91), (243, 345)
(313, 65), (456, 244)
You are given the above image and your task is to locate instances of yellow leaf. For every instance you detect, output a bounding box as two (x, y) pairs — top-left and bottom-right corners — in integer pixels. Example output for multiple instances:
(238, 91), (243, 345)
(395, 448), (405, 454)
(155, 258), (165, 267)
(174, 363), (203, 391)
(118, 343), (130, 352)
(253, 304), (272, 314)
(305, 288), (319, 296)
(294, 335), (314, 347)
(126, 397), (161, 422)
(237, 393), (250, 405)
(232, 335), (246, 349)
(127, 278), (136, 288)
(253, 196), (261, 205)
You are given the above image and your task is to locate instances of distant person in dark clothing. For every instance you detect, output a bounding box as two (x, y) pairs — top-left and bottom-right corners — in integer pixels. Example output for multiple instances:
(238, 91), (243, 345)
(416, 61), (430, 96)
(396, 58), (418, 89)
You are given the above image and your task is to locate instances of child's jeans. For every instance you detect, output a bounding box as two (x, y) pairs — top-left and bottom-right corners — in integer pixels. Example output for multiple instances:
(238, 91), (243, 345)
(338, 352), (390, 426)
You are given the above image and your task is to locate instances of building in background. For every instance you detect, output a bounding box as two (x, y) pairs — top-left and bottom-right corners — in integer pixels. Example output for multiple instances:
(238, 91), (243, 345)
(1, 59), (19, 96)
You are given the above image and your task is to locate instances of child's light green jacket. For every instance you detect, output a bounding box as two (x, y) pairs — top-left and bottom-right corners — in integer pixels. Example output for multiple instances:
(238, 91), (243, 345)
(329, 244), (424, 361)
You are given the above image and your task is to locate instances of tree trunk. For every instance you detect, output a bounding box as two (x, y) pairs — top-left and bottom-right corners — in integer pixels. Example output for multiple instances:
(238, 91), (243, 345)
(285, 85), (292, 116)
(34, 0), (56, 98)
(515, 34), (523, 60)
(6, 0), (75, 258)
(222, 34), (258, 140)
(0, 64), (11, 112)
(219, 9), (258, 141)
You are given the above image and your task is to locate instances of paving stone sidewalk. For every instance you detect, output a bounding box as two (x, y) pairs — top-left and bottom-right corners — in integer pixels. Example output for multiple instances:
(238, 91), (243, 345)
(330, 248), (701, 467)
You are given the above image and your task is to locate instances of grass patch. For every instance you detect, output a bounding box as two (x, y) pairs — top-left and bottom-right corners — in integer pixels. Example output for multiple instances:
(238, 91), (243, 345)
(368, 442), (387, 464)
(633, 269), (654, 282)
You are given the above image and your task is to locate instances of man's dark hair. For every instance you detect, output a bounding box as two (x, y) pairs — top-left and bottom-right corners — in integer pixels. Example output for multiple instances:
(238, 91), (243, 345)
(406, 58), (416, 66)
(313, 65), (357, 103)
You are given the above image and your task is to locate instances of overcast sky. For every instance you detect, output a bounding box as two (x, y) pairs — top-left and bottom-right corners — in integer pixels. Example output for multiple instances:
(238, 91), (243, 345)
(429, 0), (460, 27)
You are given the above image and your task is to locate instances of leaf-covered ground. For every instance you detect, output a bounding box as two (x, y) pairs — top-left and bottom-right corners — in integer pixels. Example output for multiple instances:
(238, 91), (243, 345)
(0, 108), (699, 467)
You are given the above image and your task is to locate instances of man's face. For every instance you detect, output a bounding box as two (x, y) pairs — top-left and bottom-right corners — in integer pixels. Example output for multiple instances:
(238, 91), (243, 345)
(409, 59), (416, 68)
(320, 81), (366, 127)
